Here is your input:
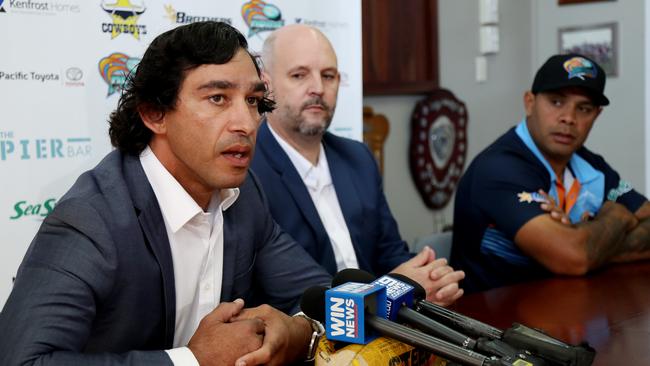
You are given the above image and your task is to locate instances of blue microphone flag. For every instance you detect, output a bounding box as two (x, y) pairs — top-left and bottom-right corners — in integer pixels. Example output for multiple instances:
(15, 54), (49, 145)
(325, 282), (387, 344)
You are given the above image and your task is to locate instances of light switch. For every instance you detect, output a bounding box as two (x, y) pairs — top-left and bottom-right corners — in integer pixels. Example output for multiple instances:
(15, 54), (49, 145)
(479, 0), (499, 24)
(479, 25), (500, 54)
(476, 56), (487, 83)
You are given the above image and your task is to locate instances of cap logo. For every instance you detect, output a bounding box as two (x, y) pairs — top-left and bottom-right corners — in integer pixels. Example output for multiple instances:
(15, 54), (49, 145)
(563, 57), (597, 81)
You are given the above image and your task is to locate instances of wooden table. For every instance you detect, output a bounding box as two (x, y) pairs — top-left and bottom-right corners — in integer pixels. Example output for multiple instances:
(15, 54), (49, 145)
(452, 261), (650, 365)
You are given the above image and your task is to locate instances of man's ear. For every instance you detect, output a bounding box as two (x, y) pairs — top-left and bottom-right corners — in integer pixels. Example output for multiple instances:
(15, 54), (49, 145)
(523, 91), (535, 117)
(138, 103), (166, 135)
(594, 106), (603, 120)
(261, 71), (273, 93)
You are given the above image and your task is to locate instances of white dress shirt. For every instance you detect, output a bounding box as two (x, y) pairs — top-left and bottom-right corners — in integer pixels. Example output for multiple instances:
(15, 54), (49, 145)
(140, 146), (239, 365)
(268, 123), (359, 270)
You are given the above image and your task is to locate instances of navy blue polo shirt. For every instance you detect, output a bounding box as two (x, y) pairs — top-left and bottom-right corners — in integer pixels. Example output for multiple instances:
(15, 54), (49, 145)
(451, 120), (647, 293)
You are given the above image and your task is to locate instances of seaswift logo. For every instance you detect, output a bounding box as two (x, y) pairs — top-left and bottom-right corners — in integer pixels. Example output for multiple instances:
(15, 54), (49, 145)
(10, 198), (57, 220)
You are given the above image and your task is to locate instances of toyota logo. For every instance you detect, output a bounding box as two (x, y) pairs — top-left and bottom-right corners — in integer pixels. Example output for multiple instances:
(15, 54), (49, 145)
(66, 67), (83, 82)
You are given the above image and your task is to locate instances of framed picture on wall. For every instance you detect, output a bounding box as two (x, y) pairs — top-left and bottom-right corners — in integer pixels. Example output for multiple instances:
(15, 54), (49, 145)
(558, 22), (618, 76)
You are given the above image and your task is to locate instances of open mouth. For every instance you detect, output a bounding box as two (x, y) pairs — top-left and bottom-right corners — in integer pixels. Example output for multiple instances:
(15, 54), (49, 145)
(222, 146), (251, 167)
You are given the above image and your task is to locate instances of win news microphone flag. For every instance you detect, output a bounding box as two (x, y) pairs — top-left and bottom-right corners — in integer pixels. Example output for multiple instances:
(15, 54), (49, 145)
(301, 285), (497, 366)
(332, 270), (547, 365)
(332, 269), (477, 350)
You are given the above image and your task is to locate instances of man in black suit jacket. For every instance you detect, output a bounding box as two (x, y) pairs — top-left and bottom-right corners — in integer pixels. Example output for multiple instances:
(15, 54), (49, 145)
(0, 21), (330, 366)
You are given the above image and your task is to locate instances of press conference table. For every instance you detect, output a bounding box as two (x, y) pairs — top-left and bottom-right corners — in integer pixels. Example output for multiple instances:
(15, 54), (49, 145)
(452, 261), (650, 365)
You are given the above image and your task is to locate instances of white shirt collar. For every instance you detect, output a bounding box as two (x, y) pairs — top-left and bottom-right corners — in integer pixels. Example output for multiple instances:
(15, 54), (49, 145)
(139, 146), (239, 233)
(267, 122), (332, 190)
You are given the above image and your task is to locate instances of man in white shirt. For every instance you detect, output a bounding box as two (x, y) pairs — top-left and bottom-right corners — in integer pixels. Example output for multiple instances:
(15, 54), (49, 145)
(0, 21), (330, 366)
(251, 24), (465, 306)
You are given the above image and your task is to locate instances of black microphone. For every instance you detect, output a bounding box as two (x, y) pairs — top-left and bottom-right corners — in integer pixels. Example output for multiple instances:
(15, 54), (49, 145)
(389, 273), (596, 366)
(387, 272), (503, 340)
(301, 285), (498, 366)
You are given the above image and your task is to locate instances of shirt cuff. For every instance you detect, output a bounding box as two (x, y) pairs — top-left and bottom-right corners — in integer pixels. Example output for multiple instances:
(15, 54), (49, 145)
(165, 347), (200, 366)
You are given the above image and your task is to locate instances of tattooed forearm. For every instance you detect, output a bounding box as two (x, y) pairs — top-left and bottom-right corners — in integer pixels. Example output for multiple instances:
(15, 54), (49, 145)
(576, 201), (638, 269)
(621, 216), (650, 253)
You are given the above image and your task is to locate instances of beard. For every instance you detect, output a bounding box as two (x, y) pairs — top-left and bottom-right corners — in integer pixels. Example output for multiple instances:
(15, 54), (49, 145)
(290, 97), (336, 137)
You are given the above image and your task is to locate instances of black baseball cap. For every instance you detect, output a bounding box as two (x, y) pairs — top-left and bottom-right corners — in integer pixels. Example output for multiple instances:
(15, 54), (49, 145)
(531, 53), (609, 106)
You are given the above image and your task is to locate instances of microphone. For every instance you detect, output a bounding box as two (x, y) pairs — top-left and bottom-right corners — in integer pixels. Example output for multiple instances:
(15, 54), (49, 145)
(389, 273), (596, 366)
(386, 273), (503, 339)
(331, 270), (546, 365)
(301, 284), (498, 366)
(332, 269), (478, 350)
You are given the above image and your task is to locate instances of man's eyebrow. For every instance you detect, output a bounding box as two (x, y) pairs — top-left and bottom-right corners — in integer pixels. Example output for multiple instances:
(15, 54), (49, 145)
(198, 80), (236, 90)
(251, 81), (266, 93)
(198, 80), (266, 93)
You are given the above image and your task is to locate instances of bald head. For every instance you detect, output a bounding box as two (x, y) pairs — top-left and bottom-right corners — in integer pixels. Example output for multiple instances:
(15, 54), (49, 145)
(261, 24), (338, 74)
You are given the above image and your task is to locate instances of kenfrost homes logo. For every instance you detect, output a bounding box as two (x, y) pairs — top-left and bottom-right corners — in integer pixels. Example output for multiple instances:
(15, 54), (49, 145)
(294, 17), (348, 30)
(101, 0), (147, 40)
(0, 131), (92, 161)
(10, 197), (57, 221)
(163, 4), (231, 25)
(0, 0), (81, 14)
(98, 52), (140, 97)
(241, 0), (284, 37)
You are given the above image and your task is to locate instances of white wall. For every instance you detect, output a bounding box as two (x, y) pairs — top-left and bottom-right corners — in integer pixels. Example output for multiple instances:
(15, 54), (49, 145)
(364, 0), (533, 245)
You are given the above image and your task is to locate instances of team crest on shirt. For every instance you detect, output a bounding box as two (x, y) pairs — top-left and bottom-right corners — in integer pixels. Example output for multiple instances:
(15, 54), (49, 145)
(517, 191), (546, 204)
(607, 180), (633, 202)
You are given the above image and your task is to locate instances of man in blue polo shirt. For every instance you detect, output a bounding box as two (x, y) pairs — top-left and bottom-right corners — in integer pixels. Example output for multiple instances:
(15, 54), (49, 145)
(452, 53), (650, 293)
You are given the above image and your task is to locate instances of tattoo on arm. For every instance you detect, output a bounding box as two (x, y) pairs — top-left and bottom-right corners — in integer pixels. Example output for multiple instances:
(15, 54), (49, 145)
(621, 216), (650, 253)
(577, 202), (638, 269)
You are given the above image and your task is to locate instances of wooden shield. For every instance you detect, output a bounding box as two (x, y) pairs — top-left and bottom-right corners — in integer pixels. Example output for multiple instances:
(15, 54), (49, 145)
(409, 89), (468, 209)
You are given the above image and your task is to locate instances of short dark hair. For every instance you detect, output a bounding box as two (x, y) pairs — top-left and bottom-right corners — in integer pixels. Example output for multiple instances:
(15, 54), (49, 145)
(109, 21), (274, 155)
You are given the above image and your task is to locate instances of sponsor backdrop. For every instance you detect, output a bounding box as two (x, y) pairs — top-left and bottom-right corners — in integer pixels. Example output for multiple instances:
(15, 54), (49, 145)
(0, 0), (362, 308)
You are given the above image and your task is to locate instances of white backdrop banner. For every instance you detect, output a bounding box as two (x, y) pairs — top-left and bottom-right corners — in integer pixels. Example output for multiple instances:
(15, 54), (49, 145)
(0, 0), (362, 308)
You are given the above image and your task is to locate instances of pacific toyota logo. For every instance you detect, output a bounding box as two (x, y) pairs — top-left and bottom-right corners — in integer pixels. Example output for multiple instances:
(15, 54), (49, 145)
(65, 67), (84, 87)
(66, 67), (82, 81)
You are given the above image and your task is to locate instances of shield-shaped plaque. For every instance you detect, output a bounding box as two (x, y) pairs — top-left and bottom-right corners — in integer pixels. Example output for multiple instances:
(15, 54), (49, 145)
(409, 89), (468, 209)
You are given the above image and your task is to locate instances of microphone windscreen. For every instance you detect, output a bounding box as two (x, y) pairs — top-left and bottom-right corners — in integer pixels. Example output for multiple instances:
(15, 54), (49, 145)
(331, 268), (375, 287)
(300, 285), (327, 322)
(387, 273), (426, 300)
